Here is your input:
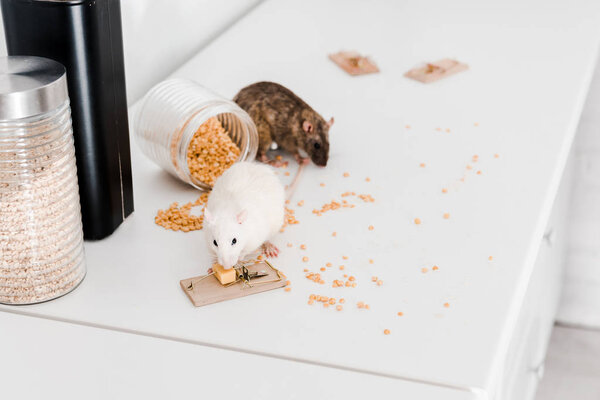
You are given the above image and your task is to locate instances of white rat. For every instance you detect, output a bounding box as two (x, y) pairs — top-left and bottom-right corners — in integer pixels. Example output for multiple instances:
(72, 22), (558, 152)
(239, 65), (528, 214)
(203, 161), (286, 269)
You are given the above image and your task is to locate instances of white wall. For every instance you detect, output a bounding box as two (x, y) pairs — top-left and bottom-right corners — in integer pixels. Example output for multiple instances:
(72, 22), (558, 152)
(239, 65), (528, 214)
(0, 0), (262, 104)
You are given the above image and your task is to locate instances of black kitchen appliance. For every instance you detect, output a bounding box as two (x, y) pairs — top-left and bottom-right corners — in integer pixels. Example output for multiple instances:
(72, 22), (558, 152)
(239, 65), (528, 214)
(1, 0), (134, 240)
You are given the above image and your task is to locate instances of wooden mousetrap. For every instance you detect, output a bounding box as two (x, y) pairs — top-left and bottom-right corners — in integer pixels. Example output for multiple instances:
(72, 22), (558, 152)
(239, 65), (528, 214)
(180, 260), (286, 307)
(404, 59), (468, 83)
(329, 51), (380, 76)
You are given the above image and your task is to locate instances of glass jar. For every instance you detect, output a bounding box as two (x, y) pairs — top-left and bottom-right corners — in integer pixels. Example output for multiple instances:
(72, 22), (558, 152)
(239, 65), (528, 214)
(0, 56), (86, 304)
(134, 79), (258, 190)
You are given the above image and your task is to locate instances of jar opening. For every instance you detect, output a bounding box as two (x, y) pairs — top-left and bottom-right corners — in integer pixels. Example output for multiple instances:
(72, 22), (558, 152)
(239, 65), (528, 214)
(176, 103), (258, 191)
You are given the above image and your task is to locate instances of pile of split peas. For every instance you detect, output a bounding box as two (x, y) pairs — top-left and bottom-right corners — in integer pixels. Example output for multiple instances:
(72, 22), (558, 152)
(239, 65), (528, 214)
(156, 118), (240, 231)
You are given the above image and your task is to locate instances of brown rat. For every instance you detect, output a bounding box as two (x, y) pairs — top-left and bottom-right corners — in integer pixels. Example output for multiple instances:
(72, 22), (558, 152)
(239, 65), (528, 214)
(233, 81), (333, 166)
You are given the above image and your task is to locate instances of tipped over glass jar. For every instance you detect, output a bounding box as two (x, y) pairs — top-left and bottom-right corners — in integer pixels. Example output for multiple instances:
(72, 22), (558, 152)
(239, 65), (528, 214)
(134, 79), (258, 190)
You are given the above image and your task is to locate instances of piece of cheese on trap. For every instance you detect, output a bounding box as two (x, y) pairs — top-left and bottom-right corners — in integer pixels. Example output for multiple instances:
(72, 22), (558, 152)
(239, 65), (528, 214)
(213, 263), (236, 285)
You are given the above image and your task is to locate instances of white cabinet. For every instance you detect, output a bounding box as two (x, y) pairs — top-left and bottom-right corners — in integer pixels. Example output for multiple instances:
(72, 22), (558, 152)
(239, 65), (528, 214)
(498, 155), (574, 400)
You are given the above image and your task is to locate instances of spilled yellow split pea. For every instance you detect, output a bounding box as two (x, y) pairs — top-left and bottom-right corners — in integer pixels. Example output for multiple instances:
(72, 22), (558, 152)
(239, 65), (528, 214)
(384, 329), (391, 335)
(297, 200), (304, 207)
(421, 268), (428, 274)
(342, 255), (348, 260)
(488, 256), (493, 261)
(414, 218), (422, 225)
(365, 177), (371, 182)
(369, 259), (374, 264)
(441, 188), (448, 194)
(420, 163), (426, 168)
(476, 170), (482, 175)
(443, 213), (450, 219)
(320, 183), (325, 187)
(343, 172), (350, 177)
(326, 262), (332, 267)
(377, 280), (383, 286)
(302, 256), (309, 262)
(397, 312), (404, 316)
(336, 305), (343, 311)
(368, 225), (374, 231)
(444, 302), (450, 308)
(300, 244), (306, 250)
(432, 265), (439, 271)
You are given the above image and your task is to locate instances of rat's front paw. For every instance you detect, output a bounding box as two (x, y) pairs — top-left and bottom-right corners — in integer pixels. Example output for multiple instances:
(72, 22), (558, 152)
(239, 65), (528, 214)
(294, 154), (310, 165)
(262, 241), (279, 258)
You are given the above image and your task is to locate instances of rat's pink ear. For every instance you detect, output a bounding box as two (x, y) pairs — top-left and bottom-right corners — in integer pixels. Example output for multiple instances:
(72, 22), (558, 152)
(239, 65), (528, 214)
(327, 117), (334, 127)
(236, 209), (247, 224)
(302, 120), (313, 133)
(204, 208), (215, 224)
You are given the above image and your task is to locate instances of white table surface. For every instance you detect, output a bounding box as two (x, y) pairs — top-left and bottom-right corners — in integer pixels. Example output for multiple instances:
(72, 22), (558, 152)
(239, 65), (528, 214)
(2, 0), (600, 396)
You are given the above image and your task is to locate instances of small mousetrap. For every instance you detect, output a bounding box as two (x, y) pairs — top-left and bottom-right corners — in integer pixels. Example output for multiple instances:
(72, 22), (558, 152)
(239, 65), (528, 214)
(180, 260), (286, 307)
(404, 59), (468, 83)
(329, 51), (380, 76)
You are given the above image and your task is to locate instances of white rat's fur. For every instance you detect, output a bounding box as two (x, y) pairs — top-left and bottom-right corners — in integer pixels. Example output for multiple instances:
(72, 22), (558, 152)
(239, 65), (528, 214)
(204, 162), (285, 269)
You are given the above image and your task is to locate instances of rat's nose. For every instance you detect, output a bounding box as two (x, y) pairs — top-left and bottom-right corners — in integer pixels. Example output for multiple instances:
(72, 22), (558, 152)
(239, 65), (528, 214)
(222, 257), (237, 269)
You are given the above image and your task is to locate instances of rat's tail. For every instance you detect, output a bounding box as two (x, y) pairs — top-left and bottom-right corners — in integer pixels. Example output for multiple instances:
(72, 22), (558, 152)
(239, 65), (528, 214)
(285, 163), (305, 200)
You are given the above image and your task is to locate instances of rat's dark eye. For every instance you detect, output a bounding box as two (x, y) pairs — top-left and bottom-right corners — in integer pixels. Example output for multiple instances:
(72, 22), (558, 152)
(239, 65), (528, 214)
(213, 240), (218, 247)
(314, 142), (321, 150)
(232, 238), (237, 245)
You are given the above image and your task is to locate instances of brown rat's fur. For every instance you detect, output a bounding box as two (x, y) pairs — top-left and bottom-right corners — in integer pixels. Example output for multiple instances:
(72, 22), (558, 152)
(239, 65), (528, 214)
(234, 82), (333, 166)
